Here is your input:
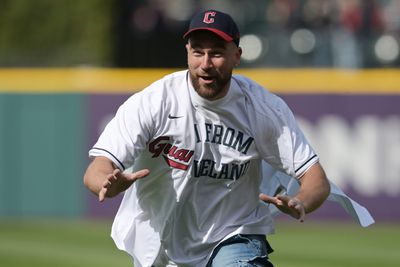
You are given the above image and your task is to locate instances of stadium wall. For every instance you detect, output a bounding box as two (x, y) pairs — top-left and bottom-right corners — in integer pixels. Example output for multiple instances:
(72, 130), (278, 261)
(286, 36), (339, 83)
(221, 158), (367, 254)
(0, 68), (399, 222)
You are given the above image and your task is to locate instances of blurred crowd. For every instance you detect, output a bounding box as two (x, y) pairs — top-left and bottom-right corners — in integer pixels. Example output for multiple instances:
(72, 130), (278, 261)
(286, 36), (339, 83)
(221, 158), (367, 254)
(123, 0), (400, 68)
(259, 0), (400, 67)
(1, 0), (398, 68)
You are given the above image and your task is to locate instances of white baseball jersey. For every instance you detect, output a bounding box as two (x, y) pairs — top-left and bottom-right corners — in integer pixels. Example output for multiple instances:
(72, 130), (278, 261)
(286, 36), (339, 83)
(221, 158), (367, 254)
(89, 70), (318, 267)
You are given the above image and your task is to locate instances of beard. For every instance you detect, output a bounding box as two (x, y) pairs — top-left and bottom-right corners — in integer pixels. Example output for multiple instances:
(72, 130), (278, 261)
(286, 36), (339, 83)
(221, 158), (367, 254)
(189, 70), (232, 100)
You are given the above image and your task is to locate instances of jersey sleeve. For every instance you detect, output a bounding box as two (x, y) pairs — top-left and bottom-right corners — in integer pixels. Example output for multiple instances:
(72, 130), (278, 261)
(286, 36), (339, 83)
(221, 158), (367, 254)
(249, 88), (318, 179)
(89, 92), (153, 170)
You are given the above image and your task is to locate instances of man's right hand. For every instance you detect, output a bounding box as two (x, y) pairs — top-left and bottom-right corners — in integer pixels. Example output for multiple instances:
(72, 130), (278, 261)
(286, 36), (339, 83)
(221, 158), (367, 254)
(84, 156), (150, 202)
(99, 168), (150, 202)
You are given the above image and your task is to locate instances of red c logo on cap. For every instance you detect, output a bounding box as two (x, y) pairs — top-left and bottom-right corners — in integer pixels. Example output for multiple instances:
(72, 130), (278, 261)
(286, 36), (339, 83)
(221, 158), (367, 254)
(203, 11), (216, 24)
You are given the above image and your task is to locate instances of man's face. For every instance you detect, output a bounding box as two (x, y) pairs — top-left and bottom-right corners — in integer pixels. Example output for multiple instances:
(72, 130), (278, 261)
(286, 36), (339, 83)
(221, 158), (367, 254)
(186, 31), (241, 101)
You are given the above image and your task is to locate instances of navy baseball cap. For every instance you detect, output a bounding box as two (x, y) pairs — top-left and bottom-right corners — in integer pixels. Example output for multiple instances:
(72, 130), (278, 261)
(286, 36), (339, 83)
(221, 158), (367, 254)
(183, 10), (240, 46)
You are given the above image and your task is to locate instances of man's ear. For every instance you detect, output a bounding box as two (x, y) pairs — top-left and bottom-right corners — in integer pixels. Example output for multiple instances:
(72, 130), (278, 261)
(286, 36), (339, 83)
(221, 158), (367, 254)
(235, 47), (242, 66)
(237, 47), (242, 57)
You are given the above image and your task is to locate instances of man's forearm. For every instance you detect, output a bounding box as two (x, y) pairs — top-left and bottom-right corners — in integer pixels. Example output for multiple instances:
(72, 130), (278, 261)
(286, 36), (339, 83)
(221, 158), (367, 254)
(296, 162), (330, 213)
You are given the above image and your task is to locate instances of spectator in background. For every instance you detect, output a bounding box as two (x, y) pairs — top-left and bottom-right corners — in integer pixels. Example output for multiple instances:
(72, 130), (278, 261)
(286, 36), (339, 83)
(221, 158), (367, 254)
(330, 0), (363, 68)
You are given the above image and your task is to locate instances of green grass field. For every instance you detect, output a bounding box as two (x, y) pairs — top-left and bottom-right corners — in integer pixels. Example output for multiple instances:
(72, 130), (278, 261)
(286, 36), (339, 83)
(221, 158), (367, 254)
(0, 219), (399, 267)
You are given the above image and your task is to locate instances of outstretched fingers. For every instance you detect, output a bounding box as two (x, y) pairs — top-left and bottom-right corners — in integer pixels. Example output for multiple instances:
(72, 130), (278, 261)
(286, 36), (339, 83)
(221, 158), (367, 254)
(98, 172), (116, 202)
(290, 197), (306, 222)
(259, 193), (281, 206)
(98, 168), (150, 202)
(126, 169), (150, 181)
(98, 184), (109, 202)
(278, 195), (305, 222)
(260, 193), (306, 222)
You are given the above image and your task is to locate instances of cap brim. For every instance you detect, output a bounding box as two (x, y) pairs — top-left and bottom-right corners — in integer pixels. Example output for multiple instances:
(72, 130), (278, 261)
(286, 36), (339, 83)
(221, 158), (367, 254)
(183, 27), (233, 42)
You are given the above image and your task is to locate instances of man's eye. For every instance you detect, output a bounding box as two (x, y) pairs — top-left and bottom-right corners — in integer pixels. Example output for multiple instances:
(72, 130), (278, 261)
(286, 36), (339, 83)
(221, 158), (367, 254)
(210, 50), (224, 57)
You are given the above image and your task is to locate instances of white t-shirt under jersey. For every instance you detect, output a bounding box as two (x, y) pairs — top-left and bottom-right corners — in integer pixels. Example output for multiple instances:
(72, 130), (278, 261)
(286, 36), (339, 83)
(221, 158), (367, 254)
(89, 70), (318, 267)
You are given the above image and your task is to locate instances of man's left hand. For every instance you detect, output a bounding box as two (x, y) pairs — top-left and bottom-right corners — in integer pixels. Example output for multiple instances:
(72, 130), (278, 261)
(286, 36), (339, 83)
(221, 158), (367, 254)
(259, 193), (305, 222)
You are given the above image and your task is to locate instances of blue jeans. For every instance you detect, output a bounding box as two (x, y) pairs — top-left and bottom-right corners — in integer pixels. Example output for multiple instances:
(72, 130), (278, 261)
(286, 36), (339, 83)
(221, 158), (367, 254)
(206, 234), (274, 267)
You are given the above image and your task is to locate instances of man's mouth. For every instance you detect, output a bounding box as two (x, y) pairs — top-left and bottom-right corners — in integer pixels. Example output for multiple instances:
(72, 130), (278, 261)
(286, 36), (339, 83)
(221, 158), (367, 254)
(199, 76), (215, 83)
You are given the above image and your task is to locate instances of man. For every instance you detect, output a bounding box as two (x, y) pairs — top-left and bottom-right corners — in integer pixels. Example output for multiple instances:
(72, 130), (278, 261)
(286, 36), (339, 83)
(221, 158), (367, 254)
(84, 10), (330, 267)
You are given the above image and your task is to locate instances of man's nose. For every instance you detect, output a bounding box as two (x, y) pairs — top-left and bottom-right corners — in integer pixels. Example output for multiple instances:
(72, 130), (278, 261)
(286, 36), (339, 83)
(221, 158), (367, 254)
(200, 54), (213, 70)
